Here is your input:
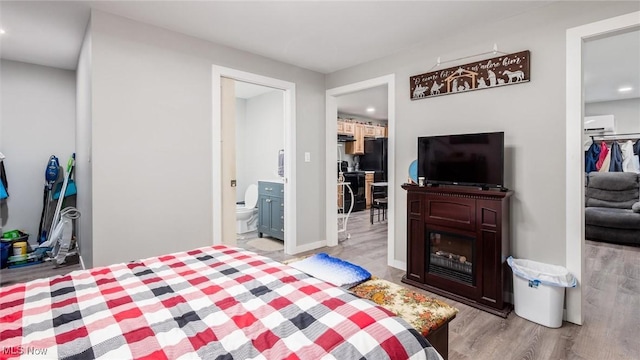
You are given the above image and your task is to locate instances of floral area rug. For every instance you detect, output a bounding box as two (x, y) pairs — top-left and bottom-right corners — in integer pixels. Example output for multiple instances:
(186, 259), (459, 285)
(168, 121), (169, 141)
(350, 277), (458, 337)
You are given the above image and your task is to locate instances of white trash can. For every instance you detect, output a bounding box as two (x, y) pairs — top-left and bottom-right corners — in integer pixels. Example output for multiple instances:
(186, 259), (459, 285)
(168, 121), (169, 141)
(507, 256), (576, 328)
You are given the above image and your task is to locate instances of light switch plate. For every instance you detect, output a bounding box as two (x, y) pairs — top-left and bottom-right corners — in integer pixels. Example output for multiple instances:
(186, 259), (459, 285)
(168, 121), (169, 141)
(304, 152), (311, 162)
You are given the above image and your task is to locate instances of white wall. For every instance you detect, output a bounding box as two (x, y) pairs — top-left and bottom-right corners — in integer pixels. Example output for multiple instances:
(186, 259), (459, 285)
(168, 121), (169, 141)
(0, 60), (76, 246)
(89, 10), (325, 267)
(586, 98), (640, 134)
(236, 90), (284, 203)
(76, 21), (93, 268)
(326, 1), (640, 266)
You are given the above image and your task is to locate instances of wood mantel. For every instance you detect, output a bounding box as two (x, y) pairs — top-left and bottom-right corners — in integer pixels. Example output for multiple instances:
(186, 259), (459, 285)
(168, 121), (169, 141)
(401, 184), (513, 317)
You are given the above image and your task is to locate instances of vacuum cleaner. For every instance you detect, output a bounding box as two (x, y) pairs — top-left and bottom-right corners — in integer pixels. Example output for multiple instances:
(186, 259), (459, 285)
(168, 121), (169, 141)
(37, 155), (59, 244)
(38, 207), (80, 266)
(36, 154), (80, 266)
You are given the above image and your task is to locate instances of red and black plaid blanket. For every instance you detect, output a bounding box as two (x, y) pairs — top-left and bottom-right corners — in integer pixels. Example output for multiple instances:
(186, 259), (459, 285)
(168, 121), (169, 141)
(1, 245), (441, 359)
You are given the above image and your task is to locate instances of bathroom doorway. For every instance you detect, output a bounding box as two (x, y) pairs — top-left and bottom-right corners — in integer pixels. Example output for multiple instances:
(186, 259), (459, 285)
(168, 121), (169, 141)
(212, 66), (297, 255)
(234, 80), (286, 253)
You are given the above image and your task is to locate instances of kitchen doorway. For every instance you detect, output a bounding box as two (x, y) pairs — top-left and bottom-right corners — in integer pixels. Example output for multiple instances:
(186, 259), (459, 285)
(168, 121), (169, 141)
(212, 66), (297, 255)
(326, 75), (402, 269)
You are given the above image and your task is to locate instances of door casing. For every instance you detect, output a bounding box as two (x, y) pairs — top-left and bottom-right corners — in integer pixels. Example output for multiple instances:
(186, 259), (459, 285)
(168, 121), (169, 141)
(212, 66), (297, 255)
(565, 11), (640, 325)
(325, 75), (399, 268)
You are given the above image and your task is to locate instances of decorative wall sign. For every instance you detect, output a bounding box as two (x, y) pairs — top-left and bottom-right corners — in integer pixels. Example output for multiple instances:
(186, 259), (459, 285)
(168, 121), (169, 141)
(410, 50), (530, 100)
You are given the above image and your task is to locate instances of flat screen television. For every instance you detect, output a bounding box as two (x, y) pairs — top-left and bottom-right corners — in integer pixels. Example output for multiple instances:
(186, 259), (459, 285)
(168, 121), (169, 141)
(417, 131), (504, 189)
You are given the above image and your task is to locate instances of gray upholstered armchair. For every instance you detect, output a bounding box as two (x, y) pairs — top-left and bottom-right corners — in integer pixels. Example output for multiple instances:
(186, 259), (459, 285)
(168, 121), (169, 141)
(585, 172), (640, 246)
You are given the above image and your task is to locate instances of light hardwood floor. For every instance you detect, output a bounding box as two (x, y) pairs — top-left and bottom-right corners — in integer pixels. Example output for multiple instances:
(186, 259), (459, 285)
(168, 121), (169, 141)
(240, 210), (640, 360)
(2, 210), (638, 359)
(0, 258), (82, 287)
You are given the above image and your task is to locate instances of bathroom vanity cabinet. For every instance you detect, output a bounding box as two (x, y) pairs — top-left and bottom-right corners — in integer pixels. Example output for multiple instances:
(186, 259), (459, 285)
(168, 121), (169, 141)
(257, 181), (284, 240)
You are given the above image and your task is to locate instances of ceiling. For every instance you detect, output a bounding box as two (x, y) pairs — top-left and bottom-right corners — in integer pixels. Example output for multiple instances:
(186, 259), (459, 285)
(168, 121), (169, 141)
(583, 28), (640, 103)
(0, 1), (637, 119)
(0, 1), (554, 73)
(337, 85), (388, 121)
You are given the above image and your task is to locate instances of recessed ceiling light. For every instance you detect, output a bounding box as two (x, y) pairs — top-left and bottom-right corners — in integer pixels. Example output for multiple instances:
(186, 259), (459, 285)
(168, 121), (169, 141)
(0, 29), (6, 35)
(618, 86), (633, 92)
(366, 107), (375, 113)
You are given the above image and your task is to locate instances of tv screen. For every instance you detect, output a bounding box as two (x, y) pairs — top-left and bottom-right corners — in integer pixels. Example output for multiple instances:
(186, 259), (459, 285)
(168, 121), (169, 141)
(417, 132), (504, 188)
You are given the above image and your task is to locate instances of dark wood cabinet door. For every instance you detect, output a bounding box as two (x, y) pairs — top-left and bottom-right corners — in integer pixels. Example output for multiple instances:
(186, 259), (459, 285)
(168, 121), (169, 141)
(476, 199), (503, 307)
(406, 192), (425, 283)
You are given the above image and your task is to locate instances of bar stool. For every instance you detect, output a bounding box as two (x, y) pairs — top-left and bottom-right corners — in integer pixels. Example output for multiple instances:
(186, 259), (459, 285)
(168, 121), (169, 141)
(371, 197), (388, 223)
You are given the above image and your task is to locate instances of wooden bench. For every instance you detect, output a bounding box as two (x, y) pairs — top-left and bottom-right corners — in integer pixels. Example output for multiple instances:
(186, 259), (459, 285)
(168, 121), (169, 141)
(350, 278), (458, 360)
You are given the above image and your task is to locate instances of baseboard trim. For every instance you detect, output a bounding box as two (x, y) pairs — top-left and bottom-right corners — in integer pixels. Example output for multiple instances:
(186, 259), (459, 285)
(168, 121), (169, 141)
(290, 239), (327, 255)
(389, 260), (406, 270)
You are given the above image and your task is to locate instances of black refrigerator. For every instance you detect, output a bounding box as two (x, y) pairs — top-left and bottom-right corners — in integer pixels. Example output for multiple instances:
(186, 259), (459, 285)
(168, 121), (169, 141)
(360, 138), (388, 181)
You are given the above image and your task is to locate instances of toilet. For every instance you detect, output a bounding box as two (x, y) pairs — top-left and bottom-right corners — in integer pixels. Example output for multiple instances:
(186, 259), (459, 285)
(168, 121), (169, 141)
(236, 184), (259, 234)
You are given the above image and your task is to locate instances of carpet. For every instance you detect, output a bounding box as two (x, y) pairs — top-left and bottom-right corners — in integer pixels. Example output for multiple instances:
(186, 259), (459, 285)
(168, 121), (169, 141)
(247, 238), (284, 252)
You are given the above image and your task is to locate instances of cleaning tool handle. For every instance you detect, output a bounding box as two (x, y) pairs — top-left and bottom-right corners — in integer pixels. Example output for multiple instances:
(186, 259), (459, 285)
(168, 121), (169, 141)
(66, 153), (75, 173)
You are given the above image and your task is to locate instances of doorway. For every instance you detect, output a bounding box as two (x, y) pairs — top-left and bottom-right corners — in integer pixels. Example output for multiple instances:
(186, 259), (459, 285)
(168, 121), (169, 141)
(325, 75), (400, 268)
(234, 81), (286, 253)
(565, 11), (640, 325)
(212, 66), (297, 255)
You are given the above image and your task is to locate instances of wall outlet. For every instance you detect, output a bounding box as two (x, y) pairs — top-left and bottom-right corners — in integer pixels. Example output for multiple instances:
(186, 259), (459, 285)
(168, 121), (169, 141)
(304, 152), (311, 162)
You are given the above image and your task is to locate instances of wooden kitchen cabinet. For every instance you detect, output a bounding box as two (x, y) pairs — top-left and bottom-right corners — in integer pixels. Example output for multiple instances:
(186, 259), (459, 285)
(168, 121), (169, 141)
(342, 122), (355, 135)
(363, 125), (376, 137)
(346, 124), (365, 154)
(374, 125), (387, 138)
(364, 124), (388, 138)
(337, 120), (355, 135)
(365, 173), (374, 209)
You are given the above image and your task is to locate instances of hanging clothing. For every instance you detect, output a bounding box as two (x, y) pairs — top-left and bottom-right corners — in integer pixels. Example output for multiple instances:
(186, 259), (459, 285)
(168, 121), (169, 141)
(585, 142), (600, 173)
(634, 139), (640, 156)
(0, 161), (7, 199)
(609, 141), (624, 172)
(0, 180), (7, 200)
(595, 141), (609, 170)
(598, 148), (611, 173)
(622, 140), (640, 173)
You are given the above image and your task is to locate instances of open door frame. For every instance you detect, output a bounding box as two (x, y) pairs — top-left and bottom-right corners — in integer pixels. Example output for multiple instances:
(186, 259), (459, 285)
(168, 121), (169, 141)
(325, 75), (401, 268)
(212, 66), (297, 255)
(565, 11), (640, 325)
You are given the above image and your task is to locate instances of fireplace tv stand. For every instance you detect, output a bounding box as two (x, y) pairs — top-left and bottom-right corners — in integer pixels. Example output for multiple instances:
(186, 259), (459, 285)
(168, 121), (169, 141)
(401, 184), (513, 317)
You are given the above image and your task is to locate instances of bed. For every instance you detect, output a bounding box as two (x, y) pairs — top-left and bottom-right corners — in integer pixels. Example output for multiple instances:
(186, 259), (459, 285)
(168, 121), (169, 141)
(1, 245), (442, 359)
